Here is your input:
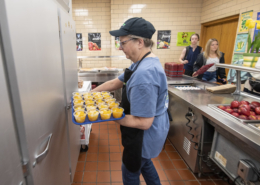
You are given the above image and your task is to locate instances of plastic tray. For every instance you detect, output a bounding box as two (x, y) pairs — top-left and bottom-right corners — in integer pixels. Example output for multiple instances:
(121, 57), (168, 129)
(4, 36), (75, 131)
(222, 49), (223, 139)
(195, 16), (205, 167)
(71, 98), (125, 125)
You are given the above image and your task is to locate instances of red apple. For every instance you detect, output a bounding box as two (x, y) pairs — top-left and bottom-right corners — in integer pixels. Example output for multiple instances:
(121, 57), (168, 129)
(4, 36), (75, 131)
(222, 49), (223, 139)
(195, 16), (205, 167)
(231, 113), (240, 117)
(241, 107), (250, 116)
(239, 104), (250, 111)
(249, 115), (257, 120)
(251, 101), (260, 107)
(255, 107), (260, 115)
(239, 115), (249, 120)
(218, 105), (226, 110)
(225, 108), (233, 114)
(232, 108), (239, 113)
(250, 111), (256, 116)
(240, 100), (249, 105)
(231, 101), (240, 108)
(249, 103), (257, 110)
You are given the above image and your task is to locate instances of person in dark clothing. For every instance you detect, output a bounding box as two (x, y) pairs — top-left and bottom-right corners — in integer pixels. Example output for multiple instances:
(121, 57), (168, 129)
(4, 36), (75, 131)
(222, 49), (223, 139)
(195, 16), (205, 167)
(193, 38), (226, 82)
(178, 33), (203, 76)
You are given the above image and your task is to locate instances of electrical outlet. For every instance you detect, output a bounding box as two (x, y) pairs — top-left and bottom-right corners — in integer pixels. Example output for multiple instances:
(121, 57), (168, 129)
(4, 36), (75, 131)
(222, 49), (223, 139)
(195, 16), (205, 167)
(237, 160), (258, 182)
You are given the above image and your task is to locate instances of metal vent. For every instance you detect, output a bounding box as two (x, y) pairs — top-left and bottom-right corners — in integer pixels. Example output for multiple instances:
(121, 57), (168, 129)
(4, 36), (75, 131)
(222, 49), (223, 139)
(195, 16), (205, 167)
(183, 137), (191, 155)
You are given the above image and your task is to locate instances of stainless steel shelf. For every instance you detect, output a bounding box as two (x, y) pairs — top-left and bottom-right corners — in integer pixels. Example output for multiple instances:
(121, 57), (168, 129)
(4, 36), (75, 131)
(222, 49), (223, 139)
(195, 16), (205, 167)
(215, 63), (260, 73)
(216, 63), (260, 96)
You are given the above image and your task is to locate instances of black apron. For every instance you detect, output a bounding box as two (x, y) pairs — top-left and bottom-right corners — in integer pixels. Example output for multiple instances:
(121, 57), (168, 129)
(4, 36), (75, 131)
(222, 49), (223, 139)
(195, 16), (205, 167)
(120, 51), (151, 173)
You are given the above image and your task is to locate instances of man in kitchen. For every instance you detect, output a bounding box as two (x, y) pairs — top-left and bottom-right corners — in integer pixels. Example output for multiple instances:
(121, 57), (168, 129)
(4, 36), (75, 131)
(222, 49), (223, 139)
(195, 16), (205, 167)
(178, 33), (203, 76)
(91, 17), (170, 185)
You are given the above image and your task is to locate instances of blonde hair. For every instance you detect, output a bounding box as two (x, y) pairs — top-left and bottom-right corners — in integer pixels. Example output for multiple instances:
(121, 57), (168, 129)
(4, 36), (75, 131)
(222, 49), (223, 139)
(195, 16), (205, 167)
(128, 35), (154, 49)
(204, 38), (221, 59)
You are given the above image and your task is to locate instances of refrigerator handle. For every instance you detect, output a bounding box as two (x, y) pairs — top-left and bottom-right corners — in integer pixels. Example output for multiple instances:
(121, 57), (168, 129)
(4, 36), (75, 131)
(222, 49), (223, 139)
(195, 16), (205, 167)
(33, 133), (53, 167)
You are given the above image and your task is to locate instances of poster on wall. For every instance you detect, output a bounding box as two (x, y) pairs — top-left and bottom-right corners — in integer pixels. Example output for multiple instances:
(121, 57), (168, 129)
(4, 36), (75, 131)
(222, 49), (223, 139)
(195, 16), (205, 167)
(88, 33), (101, 51)
(157, 30), (171, 49)
(234, 33), (248, 53)
(76, 33), (83, 51)
(238, 10), (253, 33)
(115, 36), (120, 50)
(232, 53), (244, 64)
(227, 54), (249, 83)
(253, 12), (260, 53)
(176, 32), (195, 46)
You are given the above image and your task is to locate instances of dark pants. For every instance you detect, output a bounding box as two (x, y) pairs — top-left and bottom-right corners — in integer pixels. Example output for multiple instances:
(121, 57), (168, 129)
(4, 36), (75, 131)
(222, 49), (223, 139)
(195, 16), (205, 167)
(122, 158), (161, 185)
(184, 69), (193, 76)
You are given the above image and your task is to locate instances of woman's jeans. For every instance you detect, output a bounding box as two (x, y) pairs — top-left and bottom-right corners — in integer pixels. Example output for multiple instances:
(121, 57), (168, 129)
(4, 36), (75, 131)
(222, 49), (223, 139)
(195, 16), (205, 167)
(202, 71), (217, 82)
(122, 157), (161, 185)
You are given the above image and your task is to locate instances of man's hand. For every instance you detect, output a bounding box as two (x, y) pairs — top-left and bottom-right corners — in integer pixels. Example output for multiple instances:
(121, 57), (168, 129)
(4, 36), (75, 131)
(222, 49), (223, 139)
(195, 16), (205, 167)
(182, 60), (188, 64)
(192, 72), (198, 77)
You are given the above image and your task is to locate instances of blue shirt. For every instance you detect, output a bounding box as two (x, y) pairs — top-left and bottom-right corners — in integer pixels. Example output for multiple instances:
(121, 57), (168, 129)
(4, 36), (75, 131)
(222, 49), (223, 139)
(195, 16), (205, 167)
(184, 46), (201, 71)
(118, 57), (170, 159)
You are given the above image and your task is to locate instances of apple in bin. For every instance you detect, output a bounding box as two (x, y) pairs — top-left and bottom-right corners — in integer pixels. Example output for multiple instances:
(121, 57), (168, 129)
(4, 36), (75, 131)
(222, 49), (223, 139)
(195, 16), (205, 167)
(250, 111), (256, 116)
(224, 108), (233, 114)
(249, 103), (257, 110)
(231, 101), (240, 108)
(240, 107), (250, 116)
(251, 101), (260, 107)
(238, 115), (249, 120)
(240, 100), (249, 105)
(218, 105), (226, 110)
(239, 104), (250, 111)
(232, 108), (239, 113)
(255, 107), (260, 115)
(249, 115), (257, 120)
(231, 112), (240, 117)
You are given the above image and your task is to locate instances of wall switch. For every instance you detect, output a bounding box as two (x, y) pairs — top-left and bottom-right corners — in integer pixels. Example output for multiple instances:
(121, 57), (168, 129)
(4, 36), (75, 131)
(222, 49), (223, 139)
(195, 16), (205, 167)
(237, 160), (258, 182)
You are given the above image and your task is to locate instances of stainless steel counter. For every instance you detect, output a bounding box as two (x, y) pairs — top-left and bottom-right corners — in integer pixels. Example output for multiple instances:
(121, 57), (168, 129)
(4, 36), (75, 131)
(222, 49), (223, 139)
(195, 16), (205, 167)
(78, 71), (123, 83)
(168, 76), (260, 163)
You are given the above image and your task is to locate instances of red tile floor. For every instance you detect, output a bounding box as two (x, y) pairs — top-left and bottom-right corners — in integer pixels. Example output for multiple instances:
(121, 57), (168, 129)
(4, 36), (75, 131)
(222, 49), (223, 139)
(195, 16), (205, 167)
(73, 121), (229, 185)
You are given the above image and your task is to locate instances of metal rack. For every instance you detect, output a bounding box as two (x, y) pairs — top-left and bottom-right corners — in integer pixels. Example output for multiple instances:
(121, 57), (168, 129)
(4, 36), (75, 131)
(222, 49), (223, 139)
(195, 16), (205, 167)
(216, 63), (260, 98)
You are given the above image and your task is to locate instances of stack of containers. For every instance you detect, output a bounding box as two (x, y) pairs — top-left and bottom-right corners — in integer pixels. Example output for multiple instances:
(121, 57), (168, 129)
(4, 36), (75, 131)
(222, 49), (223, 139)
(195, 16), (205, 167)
(164, 62), (184, 77)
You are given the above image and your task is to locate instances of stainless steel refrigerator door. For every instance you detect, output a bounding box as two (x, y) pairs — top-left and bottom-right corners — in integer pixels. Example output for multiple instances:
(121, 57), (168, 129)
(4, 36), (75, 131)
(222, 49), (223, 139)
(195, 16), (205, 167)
(3, 0), (71, 184)
(0, 30), (25, 185)
(58, 8), (80, 182)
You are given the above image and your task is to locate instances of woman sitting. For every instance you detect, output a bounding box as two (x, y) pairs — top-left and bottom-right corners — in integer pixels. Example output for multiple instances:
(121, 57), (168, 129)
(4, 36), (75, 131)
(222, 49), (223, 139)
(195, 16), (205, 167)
(193, 38), (226, 83)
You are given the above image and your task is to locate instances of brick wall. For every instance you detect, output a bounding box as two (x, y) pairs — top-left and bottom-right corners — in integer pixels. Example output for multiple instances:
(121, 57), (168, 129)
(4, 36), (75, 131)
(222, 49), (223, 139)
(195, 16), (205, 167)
(72, 0), (111, 68)
(73, 0), (260, 69)
(201, 0), (260, 23)
(110, 0), (203, 68)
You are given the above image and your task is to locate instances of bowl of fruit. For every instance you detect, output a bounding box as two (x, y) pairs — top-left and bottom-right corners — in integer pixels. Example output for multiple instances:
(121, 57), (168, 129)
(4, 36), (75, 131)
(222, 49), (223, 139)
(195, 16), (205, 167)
(210, 100), (260, 121)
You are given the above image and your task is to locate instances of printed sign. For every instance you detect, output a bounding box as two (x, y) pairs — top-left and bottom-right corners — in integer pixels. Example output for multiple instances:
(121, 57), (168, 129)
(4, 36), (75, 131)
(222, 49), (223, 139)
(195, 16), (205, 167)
(115, 36), (120, 50)
(157, 30), (171, 49)
(177, 32), (195, 46)
(76, 33), (83, 51)
(88, 33), (101, 51)
(234, 33), (248, 53)
(214, 151), (227, 168)
(238, 10), (253, 33)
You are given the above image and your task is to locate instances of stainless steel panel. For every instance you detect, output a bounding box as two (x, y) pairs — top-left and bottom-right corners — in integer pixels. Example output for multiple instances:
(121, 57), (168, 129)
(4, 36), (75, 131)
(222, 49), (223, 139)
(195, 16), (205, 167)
(168, 92), (207, 173)
(0, 29), (25, 185)
(4, 0), (70, 184)
(58, 8), (80, 182)
(210, 131), (260, 183)
(78, 72), (123, 83)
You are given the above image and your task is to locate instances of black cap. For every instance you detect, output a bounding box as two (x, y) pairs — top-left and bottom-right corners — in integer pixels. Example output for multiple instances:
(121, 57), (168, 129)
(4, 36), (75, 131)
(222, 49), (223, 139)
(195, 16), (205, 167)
(109, 17), (156, 39)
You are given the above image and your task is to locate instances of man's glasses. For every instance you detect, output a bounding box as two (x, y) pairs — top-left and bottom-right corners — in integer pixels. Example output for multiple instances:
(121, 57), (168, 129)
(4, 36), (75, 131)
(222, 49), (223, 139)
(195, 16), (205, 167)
(120, 38), (134, 48)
